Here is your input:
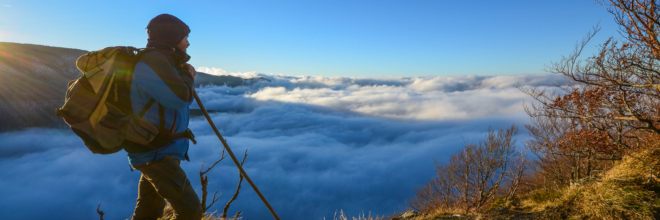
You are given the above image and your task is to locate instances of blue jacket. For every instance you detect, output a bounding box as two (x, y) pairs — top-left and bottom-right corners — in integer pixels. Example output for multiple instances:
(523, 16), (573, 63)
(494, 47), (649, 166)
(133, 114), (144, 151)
(127, 48), (195, 166)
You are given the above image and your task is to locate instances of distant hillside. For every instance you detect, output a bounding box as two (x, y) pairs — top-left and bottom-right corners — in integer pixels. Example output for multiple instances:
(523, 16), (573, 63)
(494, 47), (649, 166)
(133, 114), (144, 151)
(195, 72), (270, 87)
(0, 42), (87, 102)
(0, 43), (86, 131)
(0, 42), (264, 132)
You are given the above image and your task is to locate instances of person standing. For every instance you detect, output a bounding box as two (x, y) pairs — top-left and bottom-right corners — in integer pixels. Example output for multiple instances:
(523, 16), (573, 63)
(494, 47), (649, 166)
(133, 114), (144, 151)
(129, 14), (202, 220)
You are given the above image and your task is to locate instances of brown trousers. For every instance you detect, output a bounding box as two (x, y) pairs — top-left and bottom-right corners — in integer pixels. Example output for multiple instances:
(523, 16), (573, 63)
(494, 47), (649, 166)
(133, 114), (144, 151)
(131, 156), (203, 220)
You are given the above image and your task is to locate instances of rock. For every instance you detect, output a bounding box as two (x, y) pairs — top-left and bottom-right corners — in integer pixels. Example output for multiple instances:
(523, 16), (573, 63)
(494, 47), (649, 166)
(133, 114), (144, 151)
(392, 210), (419, 220)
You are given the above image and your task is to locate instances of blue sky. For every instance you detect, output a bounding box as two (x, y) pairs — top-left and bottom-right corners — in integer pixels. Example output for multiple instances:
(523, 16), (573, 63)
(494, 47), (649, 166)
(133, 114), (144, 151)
(0, 0), (617, 76)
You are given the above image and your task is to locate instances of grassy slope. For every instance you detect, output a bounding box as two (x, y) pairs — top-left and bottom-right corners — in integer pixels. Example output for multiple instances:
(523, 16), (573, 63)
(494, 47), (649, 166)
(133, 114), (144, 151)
(403, 149), (660, 220)
(535, 149), (660, 220)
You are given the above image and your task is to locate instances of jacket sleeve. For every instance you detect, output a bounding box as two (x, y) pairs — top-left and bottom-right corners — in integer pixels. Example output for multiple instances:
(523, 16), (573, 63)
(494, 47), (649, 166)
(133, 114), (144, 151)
(133, 51), (194, 110)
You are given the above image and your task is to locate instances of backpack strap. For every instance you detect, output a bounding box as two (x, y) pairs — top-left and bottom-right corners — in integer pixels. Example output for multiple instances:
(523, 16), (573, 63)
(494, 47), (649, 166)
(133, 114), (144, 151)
(158, 103), (165, 130)
(124, 128), (197, 154)
(150, 103), (166, 162)
(168, 129), (197, 144)
(138, 98), (156, 118)
(134, 48), (156, 61)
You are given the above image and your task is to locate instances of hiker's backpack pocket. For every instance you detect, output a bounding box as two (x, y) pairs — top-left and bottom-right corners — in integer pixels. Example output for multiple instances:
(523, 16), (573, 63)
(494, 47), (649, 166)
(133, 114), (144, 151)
(99, 103), (129, 129)
(58, 77), (99, 125)
(95, 103), (129, 149)
(125, 116), (159, 146)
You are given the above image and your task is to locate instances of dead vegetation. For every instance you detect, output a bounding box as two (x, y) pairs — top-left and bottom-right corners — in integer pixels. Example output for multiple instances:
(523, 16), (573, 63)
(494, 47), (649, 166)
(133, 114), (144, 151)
(535, 149), (660, 220)
(405, 147), (660, 220)
(409, 126), (526, 215)
(97, 203), (105, 220)
(326, 210), (389, 220)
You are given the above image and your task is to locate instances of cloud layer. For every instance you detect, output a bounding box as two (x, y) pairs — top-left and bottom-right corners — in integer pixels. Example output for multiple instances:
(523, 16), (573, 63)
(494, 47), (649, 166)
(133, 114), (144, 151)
(197, 67), (566, 120)
(0, 70), (564, 219)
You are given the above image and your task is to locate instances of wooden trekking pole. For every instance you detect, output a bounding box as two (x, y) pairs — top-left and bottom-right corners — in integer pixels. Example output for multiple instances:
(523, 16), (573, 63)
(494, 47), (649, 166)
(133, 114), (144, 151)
(193, 90), (281, 220)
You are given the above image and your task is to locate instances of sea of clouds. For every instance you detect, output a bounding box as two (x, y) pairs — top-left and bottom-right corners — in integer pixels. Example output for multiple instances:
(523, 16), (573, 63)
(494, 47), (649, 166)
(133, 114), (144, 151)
(0, 69), (566, 220)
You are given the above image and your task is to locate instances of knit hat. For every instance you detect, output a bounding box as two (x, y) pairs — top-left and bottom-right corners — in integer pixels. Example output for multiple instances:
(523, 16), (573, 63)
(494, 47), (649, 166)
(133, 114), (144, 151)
(146, 14), (191, 46)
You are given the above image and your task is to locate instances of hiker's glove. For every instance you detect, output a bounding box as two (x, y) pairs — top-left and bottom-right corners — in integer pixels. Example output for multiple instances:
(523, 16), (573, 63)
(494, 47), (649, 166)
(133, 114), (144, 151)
(175, 64), (195, 100)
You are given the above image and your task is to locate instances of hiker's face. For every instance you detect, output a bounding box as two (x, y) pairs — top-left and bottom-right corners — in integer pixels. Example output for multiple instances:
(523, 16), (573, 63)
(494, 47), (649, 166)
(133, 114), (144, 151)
(177, 36), (190, 53)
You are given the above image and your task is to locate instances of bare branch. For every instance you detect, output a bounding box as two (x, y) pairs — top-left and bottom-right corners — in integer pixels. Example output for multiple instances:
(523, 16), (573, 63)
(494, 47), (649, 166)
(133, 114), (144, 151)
(206, 191), (222, 212)
(200, 149), (227, 213)
(232, 211), (242, 220)
(201, 149), (227, 175)
(410, 126), (518, 214)
(96, 203), (104, 220)
(223, 150), (248, 218)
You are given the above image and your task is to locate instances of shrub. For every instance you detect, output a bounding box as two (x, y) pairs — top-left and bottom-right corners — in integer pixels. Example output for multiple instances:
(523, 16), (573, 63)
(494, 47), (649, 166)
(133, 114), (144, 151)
(489, 196), (507, 209)
(529, 189), (561, 204)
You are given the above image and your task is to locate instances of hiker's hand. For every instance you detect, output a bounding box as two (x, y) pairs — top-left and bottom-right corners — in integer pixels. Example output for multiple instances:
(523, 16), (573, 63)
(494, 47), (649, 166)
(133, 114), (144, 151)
(181, 63), (196, 79)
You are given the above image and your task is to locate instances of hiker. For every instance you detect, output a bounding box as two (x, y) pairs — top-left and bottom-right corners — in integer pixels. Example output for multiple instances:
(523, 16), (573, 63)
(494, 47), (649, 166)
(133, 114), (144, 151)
(129, 14), (202, 220)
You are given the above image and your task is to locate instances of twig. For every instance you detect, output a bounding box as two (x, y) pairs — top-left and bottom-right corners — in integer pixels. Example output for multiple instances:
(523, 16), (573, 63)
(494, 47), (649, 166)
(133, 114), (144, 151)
(96, 203), (104, 220)
(200, 149), (226, 212)
(223, 150), (248, 219)
(206, 191), (222, 212)
(232, 211), (242, 220)
(201, 149), (226, 175)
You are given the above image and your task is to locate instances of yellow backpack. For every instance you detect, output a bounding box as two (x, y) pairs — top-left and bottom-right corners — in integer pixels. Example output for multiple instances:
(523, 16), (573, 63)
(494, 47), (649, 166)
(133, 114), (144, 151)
(57, 46), (159, 154)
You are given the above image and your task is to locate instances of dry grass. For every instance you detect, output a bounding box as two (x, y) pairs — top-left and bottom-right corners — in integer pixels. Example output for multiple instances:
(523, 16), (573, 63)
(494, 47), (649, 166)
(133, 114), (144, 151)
(432, 207), (467, 216)
(158, 204), (240, 220)
(517, 149), (660, 219)
(325, 210), (388, 220)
